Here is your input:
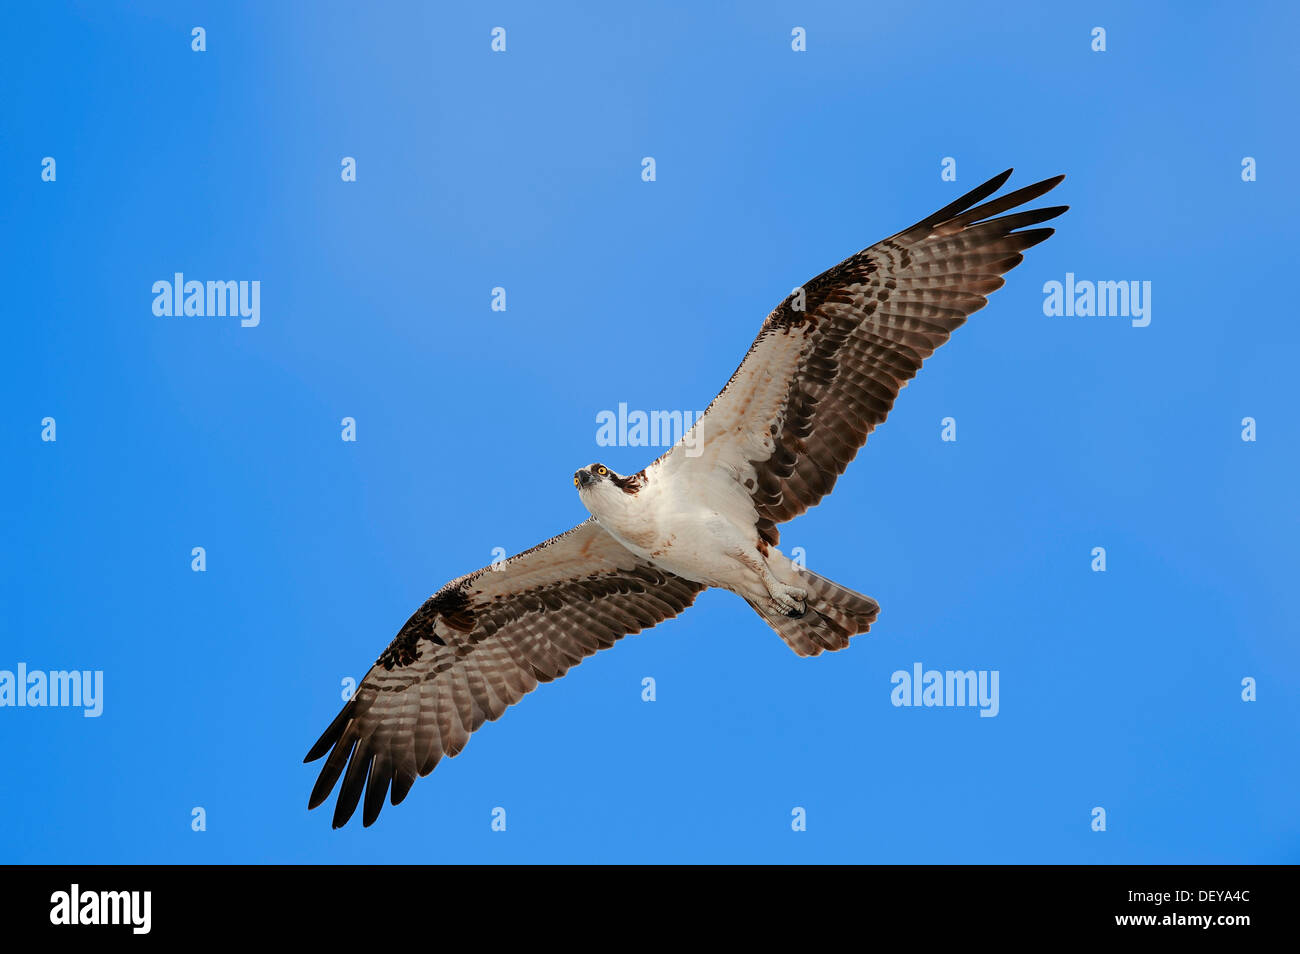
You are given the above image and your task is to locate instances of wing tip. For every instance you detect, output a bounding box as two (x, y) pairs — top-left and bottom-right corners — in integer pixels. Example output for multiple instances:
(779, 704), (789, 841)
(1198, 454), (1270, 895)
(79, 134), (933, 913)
(332, 799), (359, 830)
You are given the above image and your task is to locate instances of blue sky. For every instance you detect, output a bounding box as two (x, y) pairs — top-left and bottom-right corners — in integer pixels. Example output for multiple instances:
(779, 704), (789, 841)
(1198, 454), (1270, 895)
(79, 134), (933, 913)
(2, 1), (1297, 863)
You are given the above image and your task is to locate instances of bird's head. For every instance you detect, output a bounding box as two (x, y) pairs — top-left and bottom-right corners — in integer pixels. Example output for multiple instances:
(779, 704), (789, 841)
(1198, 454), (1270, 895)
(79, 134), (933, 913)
(574, 462), (645, 516)
(574, 462), (616, 495)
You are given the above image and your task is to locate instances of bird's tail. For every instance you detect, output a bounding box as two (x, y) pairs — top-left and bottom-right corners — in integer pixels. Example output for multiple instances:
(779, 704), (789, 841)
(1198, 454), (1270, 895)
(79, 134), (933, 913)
(745, 563), (880, 657)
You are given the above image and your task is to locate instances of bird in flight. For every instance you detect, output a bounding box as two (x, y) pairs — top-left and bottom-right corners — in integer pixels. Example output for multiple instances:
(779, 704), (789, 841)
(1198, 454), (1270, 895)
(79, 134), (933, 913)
(306, 169), (1066, 827)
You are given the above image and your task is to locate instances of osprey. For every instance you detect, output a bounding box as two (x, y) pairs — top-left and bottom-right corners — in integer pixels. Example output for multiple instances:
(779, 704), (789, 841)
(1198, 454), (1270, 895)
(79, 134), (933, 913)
(306, 169), (1066, 827)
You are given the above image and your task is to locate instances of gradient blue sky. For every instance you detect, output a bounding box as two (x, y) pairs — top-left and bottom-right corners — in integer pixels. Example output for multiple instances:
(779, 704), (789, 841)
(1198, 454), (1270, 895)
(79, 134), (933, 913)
(3, 1), (1297, 863)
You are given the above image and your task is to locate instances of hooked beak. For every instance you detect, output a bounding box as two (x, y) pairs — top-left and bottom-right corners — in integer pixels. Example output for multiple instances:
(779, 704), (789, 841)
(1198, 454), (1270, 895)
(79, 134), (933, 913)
(575, 469), (593, 488)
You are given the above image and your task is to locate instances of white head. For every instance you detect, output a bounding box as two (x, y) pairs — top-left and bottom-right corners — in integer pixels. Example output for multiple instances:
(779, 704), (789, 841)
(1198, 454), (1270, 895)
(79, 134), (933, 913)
(573, 462), (646, 521)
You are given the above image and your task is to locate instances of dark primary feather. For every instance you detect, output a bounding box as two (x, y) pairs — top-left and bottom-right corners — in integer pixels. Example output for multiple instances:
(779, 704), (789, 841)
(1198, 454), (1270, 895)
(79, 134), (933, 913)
(305, 519), (705, 828)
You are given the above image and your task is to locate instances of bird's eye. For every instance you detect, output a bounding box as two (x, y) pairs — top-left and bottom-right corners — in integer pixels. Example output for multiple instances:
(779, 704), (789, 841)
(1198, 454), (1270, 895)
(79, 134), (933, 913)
(573, 475), (580, 487)
(596, 465), (608, 476)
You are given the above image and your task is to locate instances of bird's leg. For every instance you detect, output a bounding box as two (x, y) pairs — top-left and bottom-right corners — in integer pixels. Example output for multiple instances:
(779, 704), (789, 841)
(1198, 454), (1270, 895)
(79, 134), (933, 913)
(729, 546), (807, 618)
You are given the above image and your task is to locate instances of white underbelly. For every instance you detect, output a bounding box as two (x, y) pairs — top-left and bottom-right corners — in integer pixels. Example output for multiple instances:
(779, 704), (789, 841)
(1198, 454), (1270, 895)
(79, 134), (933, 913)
(605, 509), (756, 589)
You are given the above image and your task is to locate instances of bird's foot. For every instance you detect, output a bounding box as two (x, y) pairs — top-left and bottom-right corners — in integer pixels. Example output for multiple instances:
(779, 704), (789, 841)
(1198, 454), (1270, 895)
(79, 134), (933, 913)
(768, 583), (807, 619)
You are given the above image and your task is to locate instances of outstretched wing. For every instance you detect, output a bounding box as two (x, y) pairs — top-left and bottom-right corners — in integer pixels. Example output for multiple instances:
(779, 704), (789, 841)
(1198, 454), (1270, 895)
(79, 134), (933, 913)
(652, 169), (1066, 548)
(305, 518), (705, 828)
